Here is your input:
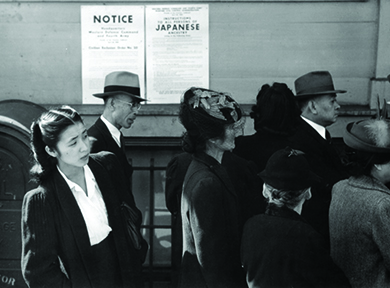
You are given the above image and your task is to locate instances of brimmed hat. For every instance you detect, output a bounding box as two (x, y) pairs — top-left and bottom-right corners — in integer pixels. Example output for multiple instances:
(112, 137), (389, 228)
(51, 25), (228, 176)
(93, 71), (146, 101)
(188, 88), (243, 125)
(294, 71), (346, 98)
(259, 147), (321, 190)
(344, 119), (390, 153)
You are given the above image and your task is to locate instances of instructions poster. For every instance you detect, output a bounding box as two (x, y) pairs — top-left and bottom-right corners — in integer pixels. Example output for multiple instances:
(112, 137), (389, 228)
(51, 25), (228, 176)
(81, 5), (145, 104)
(145, 5), (209, 103)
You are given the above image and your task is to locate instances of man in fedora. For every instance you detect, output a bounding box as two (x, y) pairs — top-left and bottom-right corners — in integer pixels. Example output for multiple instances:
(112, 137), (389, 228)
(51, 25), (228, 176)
(88, 71), (146, 184)
(88, 71), (148, 272)
(289, 71), (350, 247)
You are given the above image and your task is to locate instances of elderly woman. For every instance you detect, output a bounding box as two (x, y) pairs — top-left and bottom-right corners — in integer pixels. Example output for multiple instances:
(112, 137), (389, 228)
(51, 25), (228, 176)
(178, 87), (247, 288)
(329, 113), (390, 287)
(241, 147), (350, 288)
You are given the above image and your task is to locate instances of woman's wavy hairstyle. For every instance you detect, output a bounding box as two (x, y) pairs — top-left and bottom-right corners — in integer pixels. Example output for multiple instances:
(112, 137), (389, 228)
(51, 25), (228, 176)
(30, 105), (83, 183)
(250, 82), (300, 135)
(179, 87), (242, 153)
(262, 183), (310, 210)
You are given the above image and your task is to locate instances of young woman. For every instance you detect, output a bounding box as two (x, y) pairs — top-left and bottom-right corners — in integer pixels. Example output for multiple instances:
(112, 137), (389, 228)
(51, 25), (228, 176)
(21, 106), (144, 288)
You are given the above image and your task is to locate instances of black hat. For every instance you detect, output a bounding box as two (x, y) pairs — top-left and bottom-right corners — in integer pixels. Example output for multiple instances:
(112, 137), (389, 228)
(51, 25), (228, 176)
(294, 71), (346, 98)
(259, 147), (321, 190)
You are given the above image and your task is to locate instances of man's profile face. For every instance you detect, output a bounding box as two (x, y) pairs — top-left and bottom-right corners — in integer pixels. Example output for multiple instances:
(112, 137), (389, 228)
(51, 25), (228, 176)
(111, 94), (139, 130)
(312, 94), (340, 127)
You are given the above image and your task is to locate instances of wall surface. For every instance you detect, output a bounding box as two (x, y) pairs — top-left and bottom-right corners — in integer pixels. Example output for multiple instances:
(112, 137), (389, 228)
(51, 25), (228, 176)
(0, 0), (387, 138)
(0, 0), (379, 104)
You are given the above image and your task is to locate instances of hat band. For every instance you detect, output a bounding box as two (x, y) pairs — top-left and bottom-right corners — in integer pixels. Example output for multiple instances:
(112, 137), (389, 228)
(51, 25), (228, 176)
(297, 84), (335, 95)
(104, 85), (140, 96)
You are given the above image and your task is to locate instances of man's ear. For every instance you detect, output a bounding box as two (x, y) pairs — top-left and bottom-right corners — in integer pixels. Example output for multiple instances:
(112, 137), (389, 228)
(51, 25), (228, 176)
(307, 99), (317, 115)
(45, 146), (57, 158)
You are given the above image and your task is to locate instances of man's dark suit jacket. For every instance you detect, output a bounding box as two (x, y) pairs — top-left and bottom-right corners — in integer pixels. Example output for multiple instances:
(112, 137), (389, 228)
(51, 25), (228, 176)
(87, 117), (148, 262)
(88, 117), (133, 188)
(289, 118), (349, 245)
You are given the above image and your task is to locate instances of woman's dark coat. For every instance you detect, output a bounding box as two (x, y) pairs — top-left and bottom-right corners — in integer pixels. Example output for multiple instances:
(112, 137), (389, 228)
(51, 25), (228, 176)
(21, 152), (144, 288)
(241, 204), (350, 288)
(179, 152), (247, 288)
(234, 130), (292, 173)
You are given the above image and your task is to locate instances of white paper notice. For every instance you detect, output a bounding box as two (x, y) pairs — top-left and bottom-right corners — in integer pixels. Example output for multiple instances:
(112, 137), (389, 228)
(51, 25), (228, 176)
(146, 5), (209, 104)
(81, 6), (145, 104)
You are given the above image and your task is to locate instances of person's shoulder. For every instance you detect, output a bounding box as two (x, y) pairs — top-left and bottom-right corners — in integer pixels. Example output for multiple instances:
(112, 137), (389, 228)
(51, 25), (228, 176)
(235, 133), (260, 148)
(167, 152), (192, 168)
(90, 151), (119, 169)
(223, 151), (258, 172)
(23, 185), (52, 205)
(87, 117), (102, 133)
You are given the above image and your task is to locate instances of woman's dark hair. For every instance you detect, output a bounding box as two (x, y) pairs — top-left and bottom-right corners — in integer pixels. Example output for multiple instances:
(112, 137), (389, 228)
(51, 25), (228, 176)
(179, 88), (233, 153)
(250, 82), (300, 135)
(345, 147), (390, 177)
(30, 106), (83, 183)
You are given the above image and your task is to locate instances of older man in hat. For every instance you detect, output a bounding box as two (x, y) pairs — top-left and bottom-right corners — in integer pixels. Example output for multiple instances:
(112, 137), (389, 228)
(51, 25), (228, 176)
(88, 71), (148, 269)
(88, 71), (146, 184)
(289, 71), (350, 246)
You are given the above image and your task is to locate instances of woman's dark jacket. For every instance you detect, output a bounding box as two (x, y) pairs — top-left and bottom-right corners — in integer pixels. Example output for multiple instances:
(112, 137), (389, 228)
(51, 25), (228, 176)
(234, 130), (292, 173)
(21, 152), (144, 288)
(179, 152), (247, 288)
(241, 204), (350, 288)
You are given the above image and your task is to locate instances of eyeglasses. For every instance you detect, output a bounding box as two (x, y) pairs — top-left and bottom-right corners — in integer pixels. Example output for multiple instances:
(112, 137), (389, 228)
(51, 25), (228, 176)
(116, 100), (142, 111)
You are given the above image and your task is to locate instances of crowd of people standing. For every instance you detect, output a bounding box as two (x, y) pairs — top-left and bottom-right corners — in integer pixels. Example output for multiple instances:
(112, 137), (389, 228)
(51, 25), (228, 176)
(20, 69), (390, 288)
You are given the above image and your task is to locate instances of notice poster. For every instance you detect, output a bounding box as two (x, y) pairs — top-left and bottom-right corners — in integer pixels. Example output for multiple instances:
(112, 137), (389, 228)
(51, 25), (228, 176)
(146, 5), (209, 103)
(81, 6), (145, 104)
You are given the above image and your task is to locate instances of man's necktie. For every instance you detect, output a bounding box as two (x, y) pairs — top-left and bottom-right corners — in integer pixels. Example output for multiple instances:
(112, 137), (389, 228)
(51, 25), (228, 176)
(120, 133), (126, 153)
(325, 130), (332, 144)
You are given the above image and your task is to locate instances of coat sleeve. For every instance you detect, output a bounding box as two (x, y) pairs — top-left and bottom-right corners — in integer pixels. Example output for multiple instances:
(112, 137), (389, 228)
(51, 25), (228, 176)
(21, 190), (71, 288)
(372, 197), (390, 271)
(165, 153), (192, 215)
(183, 176), (244, 288)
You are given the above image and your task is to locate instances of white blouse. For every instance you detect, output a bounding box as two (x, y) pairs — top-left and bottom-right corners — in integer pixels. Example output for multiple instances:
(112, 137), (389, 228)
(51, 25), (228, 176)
(57, 165), (112, 246)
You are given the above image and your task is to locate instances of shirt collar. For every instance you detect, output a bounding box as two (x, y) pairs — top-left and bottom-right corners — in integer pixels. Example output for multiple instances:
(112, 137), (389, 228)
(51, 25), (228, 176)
(57, 165), (96, 191)
(100, 115), (121, 146)
(301, 116), (327, 139)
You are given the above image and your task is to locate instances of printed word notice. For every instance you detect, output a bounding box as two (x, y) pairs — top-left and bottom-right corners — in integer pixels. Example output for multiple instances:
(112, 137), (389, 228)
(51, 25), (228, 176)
(81, 5), (145, 104)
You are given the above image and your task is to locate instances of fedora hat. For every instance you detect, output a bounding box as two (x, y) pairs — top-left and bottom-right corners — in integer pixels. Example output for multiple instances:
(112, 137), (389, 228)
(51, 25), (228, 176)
(294, 71), (346, 98)
(93, 71), (146, 101)
(259, 147), (321, 190)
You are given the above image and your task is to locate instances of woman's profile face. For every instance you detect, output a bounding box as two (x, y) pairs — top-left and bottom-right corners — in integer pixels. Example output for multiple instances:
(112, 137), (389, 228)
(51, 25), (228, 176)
(50, 121), (90, 172)
(213, 124), (238, 152)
